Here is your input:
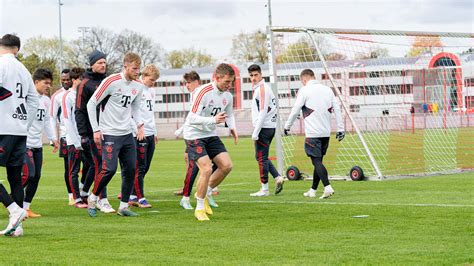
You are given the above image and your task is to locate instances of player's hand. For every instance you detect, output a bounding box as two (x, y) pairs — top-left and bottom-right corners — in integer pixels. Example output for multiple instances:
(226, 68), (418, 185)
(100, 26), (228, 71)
(52, 140), (59, 153)
(215, 112), (227, 124)
(283, 128), (290, 136)
(94, 131), (103, 148)
(336, 131), (345, 141)
(174, 128), (183, 137)
(230, 128), (238, 145)
(251, 133), (259, 141)
(154, 135), (158, 144)
(136, 124), (145, 141)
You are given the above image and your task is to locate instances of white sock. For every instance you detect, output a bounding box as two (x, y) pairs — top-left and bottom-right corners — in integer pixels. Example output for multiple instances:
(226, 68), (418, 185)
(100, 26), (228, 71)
(130, 195), (137, 200)
(80, 190), (89, 197)
(182, 196), (190, 201)
(138, 197), (145, 202)
(68, 193), (73, 199)
(23, 202), (31, 210)
(6, 202), (20, 213)
(79, 183), (84, 190)
(324, 185), (333, 192)
(196, 197), (205, 211)
(119, 201), (129, 210)
(206, 186), (213, 197)
(89, 193), (98, 202)
(262, 183), (269, 191)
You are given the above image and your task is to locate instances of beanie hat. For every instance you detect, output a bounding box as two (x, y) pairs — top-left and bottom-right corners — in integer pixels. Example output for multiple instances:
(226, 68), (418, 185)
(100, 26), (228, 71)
(88, 50), (106, 66)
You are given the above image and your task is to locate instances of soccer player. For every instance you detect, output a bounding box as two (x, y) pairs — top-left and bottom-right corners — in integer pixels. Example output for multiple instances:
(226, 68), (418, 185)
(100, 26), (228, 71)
(128, 64), (159, 209)
(50, 69), (73, 204)
(183, 63), (238, 221)
(284, 69), (345, 199)
(86, 52), (145, 217)
(247, 64), (285, 197)
(62, 67), (88, 208)
(22, 68), (59, 218)
(75, 50), (114, 213)
(0, 34), (39, 236)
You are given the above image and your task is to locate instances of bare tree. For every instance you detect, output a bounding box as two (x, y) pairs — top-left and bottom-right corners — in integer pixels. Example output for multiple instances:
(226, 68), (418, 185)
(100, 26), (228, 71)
(165, 48), (214, 69)
(116, 29), (164, 66)
(231, 29), (268, 64)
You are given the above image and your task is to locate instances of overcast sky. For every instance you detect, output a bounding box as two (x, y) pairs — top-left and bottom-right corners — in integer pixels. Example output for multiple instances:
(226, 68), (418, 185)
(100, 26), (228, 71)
(0, 0), (472, 61)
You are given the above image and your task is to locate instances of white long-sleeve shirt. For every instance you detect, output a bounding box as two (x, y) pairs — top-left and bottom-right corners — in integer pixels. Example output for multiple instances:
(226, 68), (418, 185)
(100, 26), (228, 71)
(62, 90), (81, 148)
(183, 82), (235, 140)
(50, 87), (68, 139)
(0, 53), (39, 135)
(285, 80), (344, 138)
(87, 72), (144, 136)
(27, 95), (56, 148)
(141, 86), (157, 137)
(251, 79), (277, 139)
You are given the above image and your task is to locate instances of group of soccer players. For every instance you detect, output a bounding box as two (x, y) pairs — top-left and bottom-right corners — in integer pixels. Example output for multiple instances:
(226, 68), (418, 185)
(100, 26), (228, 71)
(1, 32), (345, 235)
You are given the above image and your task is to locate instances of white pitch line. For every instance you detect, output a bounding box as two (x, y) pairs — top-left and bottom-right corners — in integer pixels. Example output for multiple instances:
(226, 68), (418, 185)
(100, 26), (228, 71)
(33, 197), (473, 208)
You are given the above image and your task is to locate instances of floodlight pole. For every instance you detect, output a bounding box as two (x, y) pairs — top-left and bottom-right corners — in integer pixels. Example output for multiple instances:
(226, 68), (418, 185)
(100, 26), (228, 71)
(58, 0), (64, 73)
(266, 0), (285, 175)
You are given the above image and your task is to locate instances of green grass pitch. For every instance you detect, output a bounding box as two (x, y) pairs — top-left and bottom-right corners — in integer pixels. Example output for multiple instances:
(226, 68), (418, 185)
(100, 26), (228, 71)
(1, 137), (472, 264)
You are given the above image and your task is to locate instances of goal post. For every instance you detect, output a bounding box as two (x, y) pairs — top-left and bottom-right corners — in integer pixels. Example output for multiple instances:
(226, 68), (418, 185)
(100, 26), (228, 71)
(268, 26), (474, 180)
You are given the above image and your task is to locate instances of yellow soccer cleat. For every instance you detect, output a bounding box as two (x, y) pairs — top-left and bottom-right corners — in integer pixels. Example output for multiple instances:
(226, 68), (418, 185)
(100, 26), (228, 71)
(26, 209), (41, 218)
(194, 209), (210, 221)
(204, 197), (213, 215)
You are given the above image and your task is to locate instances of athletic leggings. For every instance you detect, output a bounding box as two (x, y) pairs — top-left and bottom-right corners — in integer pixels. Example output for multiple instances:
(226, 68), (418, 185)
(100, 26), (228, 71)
(22, 148), (43, 204)
(311, 156), (329, 190)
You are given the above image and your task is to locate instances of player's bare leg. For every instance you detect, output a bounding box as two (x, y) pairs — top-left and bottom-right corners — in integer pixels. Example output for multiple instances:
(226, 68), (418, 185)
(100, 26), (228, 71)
(194, 155), (213, 220)
(207, 152), (233, 207)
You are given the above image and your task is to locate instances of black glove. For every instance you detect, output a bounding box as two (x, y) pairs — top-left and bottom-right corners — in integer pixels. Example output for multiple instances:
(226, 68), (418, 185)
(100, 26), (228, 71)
(336, 131), (345, 141)
(283, 128), (290, 136)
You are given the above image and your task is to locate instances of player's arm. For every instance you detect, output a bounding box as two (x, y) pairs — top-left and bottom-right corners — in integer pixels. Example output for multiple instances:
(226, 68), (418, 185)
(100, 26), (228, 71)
(87, 79), (113, 145)
(43, 98), (57, 143)
(49, 92), (59, 140)
(25, 77), (40, 131)
(252, 87), (270, 140)
(332, 94), (345, 141)
(224, 94), (238, 144)
(64, 96), (81, 149)
(131, 87), (145, 140)
(74, 80), (90, 137)
(186, 93), (216, 126)
(284, 88), (305, 131)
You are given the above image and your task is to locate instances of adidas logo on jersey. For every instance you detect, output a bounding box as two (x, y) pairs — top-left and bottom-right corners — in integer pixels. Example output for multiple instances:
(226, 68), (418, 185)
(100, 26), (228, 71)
(12, 103), (27, 120)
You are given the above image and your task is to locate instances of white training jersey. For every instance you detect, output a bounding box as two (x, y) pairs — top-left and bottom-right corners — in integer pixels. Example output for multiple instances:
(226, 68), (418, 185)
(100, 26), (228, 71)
(62, 90), (81, 148)
(50, 87), (68, 139)
(141, 86), (157, 137)
(87, 72), (144, 136)
(174, 89), (197, 138)
(251, 79), (277, 138)
(0, 53), (39, 136)
(183, 82), (235, 140)
(285, 80), (344, 138)
(26, 95), (56, 148)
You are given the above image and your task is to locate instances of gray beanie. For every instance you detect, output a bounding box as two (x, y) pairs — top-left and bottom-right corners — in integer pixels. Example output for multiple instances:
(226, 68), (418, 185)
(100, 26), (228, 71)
(88, 50), (106, 66)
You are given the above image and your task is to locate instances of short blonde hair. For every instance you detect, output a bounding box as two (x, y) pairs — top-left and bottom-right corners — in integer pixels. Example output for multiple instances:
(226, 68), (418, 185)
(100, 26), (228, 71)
(141, 64), (160, 79)
(123, 52), (142, 65)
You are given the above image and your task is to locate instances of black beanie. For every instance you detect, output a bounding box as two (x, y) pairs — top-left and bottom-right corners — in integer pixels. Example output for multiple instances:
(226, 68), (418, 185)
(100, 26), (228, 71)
(88, 50), (106, 66)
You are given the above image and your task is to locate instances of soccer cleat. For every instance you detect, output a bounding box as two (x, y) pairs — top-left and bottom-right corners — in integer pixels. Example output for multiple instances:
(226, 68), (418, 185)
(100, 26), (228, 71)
(211, 187), (219, 196)
(174, 190), (184, 196)
(98, 198), (116, 213)
(26, 209), (41, 218)
(207, 195), (219, 208)
(275, 176), (285, 195)
(117, 193), (122, 200)
(6, 223), (24, 237)
(138, 199), (152, 208)
(87, 195), (98, 217)
(303, 189), (316, 198)
(320, 189), (335, 199)
(204, 198), (213, 215)
(1, 208), (27, 236)
(128, 197), (139, 207)
(117, 208), (139, 217)
(68, 196), (75, 206)
(250, 189), (270, 197)
(74, 202), (88, 209)
(180, 198), (193, 210)
(81, 196), (88, 204)
(194, 209), (210, 221)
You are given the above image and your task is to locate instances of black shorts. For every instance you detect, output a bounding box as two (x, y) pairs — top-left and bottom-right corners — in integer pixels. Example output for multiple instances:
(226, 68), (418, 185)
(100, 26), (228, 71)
(304, 137), (330, 158)
(186, 136), (227, 161)
(59, 137), (68, 158)
(184, 140), (189, 154)
(0, 135), (27, 167)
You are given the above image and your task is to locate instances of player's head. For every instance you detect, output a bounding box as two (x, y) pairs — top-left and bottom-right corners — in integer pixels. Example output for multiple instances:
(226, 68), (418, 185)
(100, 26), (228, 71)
(183, 71), (200, 92)
(33, 68), (53, 95)
(215, 63), (235, 92)
(88, 50), (107, 74)
(123, 52), (142, 81)
(60, 68), (72, 90)
(0, 34), (21, 55)
(247, 64), (262, 85)
(69, 67), (85, 88)
(141, 64), (160, 88)
(300, 69), (315, 86)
